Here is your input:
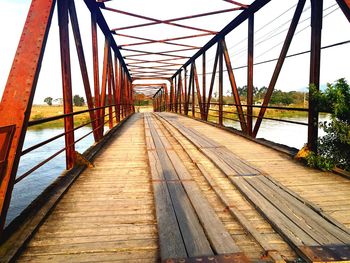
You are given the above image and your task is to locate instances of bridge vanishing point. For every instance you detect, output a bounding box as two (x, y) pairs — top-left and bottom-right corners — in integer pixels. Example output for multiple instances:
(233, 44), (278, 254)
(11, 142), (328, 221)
(0, 0), (350, 262)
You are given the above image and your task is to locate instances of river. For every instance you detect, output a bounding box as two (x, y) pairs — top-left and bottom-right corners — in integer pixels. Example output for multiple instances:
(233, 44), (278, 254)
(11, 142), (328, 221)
(5, 114), (330, 226)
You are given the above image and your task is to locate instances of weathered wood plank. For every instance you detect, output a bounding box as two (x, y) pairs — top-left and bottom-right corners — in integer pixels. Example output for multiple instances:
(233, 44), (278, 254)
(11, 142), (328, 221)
(167, 150), (240, 254)
(145, 114), (213, 258)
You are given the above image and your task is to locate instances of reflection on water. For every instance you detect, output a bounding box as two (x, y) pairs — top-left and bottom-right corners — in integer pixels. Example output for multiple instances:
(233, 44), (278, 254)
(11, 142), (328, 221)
(224, 113), (331, 149)
(5, 127), (95, 226)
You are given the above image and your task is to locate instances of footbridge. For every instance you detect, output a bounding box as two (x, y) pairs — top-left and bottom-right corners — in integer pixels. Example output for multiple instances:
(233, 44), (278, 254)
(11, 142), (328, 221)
(0, 0), (349, 262)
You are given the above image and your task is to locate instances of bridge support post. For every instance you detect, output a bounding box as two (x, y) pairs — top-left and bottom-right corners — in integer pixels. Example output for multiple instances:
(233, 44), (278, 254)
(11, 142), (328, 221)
(0, 0), (56, 233)
(58, 0), (76, 170)
(218, 41), (223, 126)
(247, 15), (254, 136)
(308, 0), (323, 152)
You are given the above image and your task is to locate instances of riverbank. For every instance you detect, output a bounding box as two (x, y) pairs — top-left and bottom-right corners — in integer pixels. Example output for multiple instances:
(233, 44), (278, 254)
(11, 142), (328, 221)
(29, 105), (90, 129)
(29, 105), (154, 129)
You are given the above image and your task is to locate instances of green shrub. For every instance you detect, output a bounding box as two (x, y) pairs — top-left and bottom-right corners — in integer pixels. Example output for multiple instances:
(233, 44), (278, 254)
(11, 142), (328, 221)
(309, 78), (350, 171)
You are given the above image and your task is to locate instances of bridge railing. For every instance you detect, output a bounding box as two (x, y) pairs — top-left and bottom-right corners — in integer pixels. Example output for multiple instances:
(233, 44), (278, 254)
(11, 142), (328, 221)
(0, 0), (135, 234)
(153, 0), (349, 152)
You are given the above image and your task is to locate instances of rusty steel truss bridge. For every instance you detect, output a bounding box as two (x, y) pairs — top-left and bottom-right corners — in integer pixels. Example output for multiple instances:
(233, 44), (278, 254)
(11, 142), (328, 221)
(0, 0), (350, 262)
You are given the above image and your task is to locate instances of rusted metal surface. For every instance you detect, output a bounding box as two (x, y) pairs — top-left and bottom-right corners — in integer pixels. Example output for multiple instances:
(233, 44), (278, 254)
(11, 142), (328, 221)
(0, 0), (56, 233)
(247, 15), (254, 136)
(172, 0), (270, 78)
(221, 39), (247, 132)
(91, 12), (101, 140)
(69, 1), (98, 142)
(0, 126), (16, 183)
(58, 0), (75, 170)
(308, 0), (323, 152)
(163, 253), (250, 263)
(219, 42), (224, 126)
(104, 6), (217, 34)
(206, 44), (220, 121)
(299, 245), (350, 262)
(110, 7), (244, 32)
(252, 0), (306, 137)
(100, 38), (110, 136)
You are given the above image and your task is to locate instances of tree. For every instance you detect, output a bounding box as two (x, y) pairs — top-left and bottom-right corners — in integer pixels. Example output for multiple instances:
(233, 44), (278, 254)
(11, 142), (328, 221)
(44, 97), (53, 106)
(73, 95), (85, 106)
(307, 78), (350, 171)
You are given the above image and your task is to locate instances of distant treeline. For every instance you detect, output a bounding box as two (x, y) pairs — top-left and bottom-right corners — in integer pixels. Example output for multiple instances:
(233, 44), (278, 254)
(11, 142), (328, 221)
(212, 86), (307, 106)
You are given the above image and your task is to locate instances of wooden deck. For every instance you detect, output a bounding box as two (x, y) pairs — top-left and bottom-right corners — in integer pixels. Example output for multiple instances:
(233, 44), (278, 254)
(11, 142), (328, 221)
(7, 113), (350, 262)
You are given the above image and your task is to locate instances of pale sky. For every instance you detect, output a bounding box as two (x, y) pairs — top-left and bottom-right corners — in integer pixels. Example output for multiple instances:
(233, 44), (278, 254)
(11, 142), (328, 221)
(0, 0), (349, 104)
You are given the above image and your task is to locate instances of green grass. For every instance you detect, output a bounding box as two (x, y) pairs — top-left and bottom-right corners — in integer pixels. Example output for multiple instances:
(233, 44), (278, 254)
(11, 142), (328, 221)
(29, 105), (92, 130)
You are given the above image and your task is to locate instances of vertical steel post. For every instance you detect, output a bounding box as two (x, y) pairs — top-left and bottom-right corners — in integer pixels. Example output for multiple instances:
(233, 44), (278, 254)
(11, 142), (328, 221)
(308, 0), (323, 152)
(179, 73), (183, 114)
(247, 14), (254, 136)
(91, 13), (101, 140)
(0, 0), (56, 233)
(58, 0), (75, 170)
(184, 67), (188, 115)
(107, 54), (113, 129)
(219, 41), (223, 126)
(191, 64), (195, 117)
(114, 57), (120, 122)
(174, 77), (178, 113)
(202, 51), (207, 119)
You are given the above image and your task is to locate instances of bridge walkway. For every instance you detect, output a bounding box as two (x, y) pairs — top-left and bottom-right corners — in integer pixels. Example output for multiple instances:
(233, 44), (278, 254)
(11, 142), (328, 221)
(14, 112), (350, 262)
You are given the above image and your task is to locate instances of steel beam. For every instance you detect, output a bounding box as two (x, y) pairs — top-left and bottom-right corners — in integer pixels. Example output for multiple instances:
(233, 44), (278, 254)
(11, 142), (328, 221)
(221, 39), (247, 132)
(69, 1), (98, 142)
(252, 0), (306, 137)
(193, 63), (204, 120)
(91, 13), (101, 140)
(0, 0), (56, 232)
(247, 15), (254, 136)
(172, 0), (270, 78)
(308, 0), (323, 152)
(206, 44), (220, 120)
(110, 7), (243, 32)
(58, 0), (75, 170)
(219, 43), (224, 126)
(202, 52), (207, 118)
(84, 0), (131, 81)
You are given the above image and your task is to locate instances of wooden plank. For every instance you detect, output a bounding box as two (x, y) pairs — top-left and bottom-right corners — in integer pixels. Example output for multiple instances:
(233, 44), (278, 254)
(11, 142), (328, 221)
(196, 163), (286, 262)
(201, 148), (237, 176)
(145, 118), (187, 259)
(145, 115), (213, 258)
(18, 250), (159, 263)
(210, 147), (260, 176)
(257, 176), (350, 244)
(245, 177), (341, 245)
(166, 150), (241, 254)
(230, 176), (319, 247)
(264, 175), (350, 236)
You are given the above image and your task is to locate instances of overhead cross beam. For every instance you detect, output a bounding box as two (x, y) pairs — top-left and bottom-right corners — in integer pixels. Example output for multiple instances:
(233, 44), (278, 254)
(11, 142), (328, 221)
(172, 0), (271, 78)
(103, 6), (218, 34)
(117, 33), (211, 48)
(110, 7), (243, 31)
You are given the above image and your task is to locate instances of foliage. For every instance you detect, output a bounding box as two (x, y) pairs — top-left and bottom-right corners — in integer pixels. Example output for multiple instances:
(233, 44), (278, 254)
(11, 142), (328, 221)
(44, 97), (53, 106)
(310, 78), (350, 171)
(305, 151), (335, 171)
(73, 95), (85, 106)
